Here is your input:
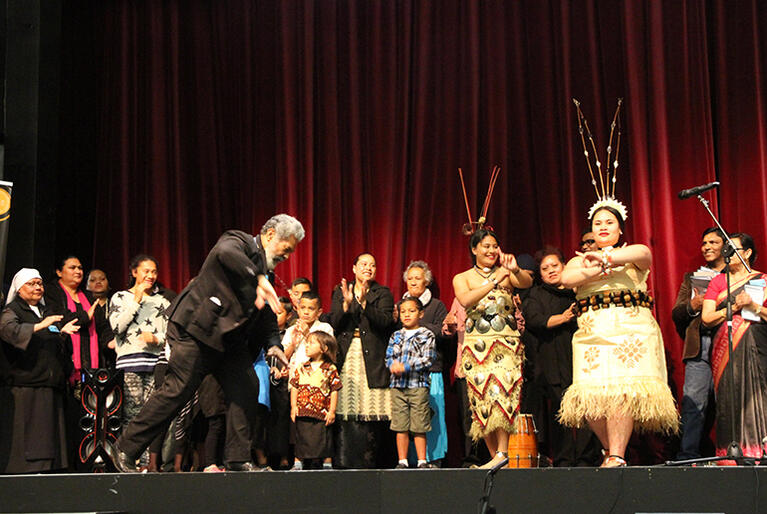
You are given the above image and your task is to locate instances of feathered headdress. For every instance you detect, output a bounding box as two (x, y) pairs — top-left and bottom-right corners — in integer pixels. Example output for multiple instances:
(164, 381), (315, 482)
(573, 98), (627, 221)
(458, 165), (502, 235)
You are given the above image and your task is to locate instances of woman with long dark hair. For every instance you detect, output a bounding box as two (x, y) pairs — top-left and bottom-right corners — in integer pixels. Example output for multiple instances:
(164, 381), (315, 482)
(701, 232), (767, 461)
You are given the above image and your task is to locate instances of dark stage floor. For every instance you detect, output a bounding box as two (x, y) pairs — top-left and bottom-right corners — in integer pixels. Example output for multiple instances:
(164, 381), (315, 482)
(1, 466), (765, 513)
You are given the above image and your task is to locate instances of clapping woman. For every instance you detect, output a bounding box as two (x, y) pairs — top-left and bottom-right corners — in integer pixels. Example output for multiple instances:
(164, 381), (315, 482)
(330, 253), (395, 468)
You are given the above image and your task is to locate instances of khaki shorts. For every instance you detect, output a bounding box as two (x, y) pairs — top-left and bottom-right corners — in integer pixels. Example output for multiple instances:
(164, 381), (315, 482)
(390, 387), (431, 434)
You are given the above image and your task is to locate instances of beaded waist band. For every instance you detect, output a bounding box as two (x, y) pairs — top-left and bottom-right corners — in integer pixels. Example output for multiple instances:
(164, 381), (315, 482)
(576, 289), (654, 316)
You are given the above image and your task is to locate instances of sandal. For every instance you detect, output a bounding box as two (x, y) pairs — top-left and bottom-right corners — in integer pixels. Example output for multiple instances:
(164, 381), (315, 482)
(602, 455), (627, 468)
(479, 451), (509, 469)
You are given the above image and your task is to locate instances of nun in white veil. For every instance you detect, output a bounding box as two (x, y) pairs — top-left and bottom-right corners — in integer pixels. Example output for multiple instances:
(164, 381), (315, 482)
(0, 268), (78, 473)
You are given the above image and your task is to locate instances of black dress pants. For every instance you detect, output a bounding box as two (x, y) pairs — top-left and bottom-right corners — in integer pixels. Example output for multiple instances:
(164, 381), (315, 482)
(118, 322), (260, 466)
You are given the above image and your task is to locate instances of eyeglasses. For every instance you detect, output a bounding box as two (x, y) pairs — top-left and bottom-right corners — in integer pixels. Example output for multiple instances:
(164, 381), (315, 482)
(23, 281), (43, 288)
(581, 239), (596, 246)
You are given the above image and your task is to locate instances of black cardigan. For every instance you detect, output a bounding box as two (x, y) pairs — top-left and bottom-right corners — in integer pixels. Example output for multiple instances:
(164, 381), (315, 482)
(44, 282), (112, 369)
(521, 283), (577, 388)
(329, 281), (394, 389)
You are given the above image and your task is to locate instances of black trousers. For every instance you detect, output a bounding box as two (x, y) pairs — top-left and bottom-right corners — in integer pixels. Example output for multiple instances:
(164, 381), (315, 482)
(547, 383), (601, 467)
(118, 322), (260, 466)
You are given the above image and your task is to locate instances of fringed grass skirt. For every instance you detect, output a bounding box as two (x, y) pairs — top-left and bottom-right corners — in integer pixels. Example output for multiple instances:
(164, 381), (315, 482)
(558, 304), (679, 434)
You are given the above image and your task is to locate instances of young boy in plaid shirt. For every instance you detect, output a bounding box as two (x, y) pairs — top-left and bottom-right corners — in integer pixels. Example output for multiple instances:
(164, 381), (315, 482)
(386, 297), (436, 469)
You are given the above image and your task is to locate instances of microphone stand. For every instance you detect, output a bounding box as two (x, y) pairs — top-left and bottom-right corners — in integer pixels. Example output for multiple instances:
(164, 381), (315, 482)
(665, 193), (756, 466)
(477, 456), (509, 514)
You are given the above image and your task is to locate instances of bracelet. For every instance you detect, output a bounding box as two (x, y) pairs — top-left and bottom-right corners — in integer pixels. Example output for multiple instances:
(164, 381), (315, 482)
(600, 248), (613, 276)
(492, 277), (499, 287)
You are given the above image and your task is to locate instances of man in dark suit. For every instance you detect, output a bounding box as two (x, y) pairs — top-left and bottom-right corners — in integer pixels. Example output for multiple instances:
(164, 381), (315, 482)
(115, 214), (304, 472)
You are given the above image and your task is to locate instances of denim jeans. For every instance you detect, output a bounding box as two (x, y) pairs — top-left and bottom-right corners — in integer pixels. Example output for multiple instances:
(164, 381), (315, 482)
(677, 336), (714, 460)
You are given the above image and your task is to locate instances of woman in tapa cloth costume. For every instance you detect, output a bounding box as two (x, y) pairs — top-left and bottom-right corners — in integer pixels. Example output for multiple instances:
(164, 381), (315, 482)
(558, 98), (678, 467)
(452, 228), (533, 469)
(558, 205), (679, 467)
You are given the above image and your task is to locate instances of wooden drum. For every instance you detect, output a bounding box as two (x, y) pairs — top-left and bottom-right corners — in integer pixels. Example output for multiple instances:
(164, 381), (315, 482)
(507, 414), (538, 468)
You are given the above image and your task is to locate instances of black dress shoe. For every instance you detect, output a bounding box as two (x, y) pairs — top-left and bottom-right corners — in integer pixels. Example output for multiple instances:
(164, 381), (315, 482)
(226, 461), (264, 472)
(114, 451), (140, 473)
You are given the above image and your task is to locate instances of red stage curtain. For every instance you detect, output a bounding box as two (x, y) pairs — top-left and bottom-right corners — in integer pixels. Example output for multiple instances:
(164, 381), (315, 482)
(91, 0), (767, 442)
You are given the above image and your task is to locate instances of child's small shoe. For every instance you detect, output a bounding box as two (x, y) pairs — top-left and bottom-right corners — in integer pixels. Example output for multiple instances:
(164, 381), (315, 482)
(203, 464), (225, 473)
(290, 461), (304, 471)
(395, 462), (409, 469)
(417, 462), (436, 469)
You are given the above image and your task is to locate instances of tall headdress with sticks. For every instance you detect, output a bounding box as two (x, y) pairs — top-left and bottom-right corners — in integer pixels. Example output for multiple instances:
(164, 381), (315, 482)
(458, 165), (502, 235)
(573, 98), (628, 221)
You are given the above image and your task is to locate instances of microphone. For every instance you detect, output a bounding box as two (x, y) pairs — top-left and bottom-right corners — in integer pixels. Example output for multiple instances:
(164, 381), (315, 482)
(678, 181), (719, 200)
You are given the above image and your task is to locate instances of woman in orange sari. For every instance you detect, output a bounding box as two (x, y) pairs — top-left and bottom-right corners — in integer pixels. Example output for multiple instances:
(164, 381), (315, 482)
(702, 233), (767, 460)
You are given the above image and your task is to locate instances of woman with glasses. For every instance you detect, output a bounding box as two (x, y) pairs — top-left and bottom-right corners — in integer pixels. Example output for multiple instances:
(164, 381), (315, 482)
(0, 269), (79, 473)
(579, 230), (599, 252)
(702, 232), (767, 461)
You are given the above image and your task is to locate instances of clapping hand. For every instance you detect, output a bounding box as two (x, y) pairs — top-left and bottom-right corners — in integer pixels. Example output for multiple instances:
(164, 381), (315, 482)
(498, 249), (520, 274)
(340, 278), (354, 310)
(563, 303), (577, 322)
(442, 311), (457, 335)
(690, 290), (704, 312)
(139, 331), (158, 344)
(61, 319), (80, 335)
(389, 361), (406, 376)
(576, 251), (602, 268)
(37, 315), (63, 331)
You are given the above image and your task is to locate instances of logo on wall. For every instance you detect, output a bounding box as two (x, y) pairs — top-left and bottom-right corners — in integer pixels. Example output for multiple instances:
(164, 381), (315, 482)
(0, 180), (12, 283)
(0, 185), (10, 222)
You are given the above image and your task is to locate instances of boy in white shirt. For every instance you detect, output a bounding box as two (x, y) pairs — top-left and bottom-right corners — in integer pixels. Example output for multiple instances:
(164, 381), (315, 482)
(281, 291), (334, 377)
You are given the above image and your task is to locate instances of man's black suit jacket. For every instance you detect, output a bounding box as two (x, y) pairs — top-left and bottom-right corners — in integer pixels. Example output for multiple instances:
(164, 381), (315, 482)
(166, 230), (279, 353)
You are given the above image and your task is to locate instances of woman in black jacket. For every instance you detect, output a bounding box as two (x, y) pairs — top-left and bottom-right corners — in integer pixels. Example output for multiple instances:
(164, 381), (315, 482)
(0, 268), (79, 473)
(330, 253), (395, 468)
(522, 248), (600, 466)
